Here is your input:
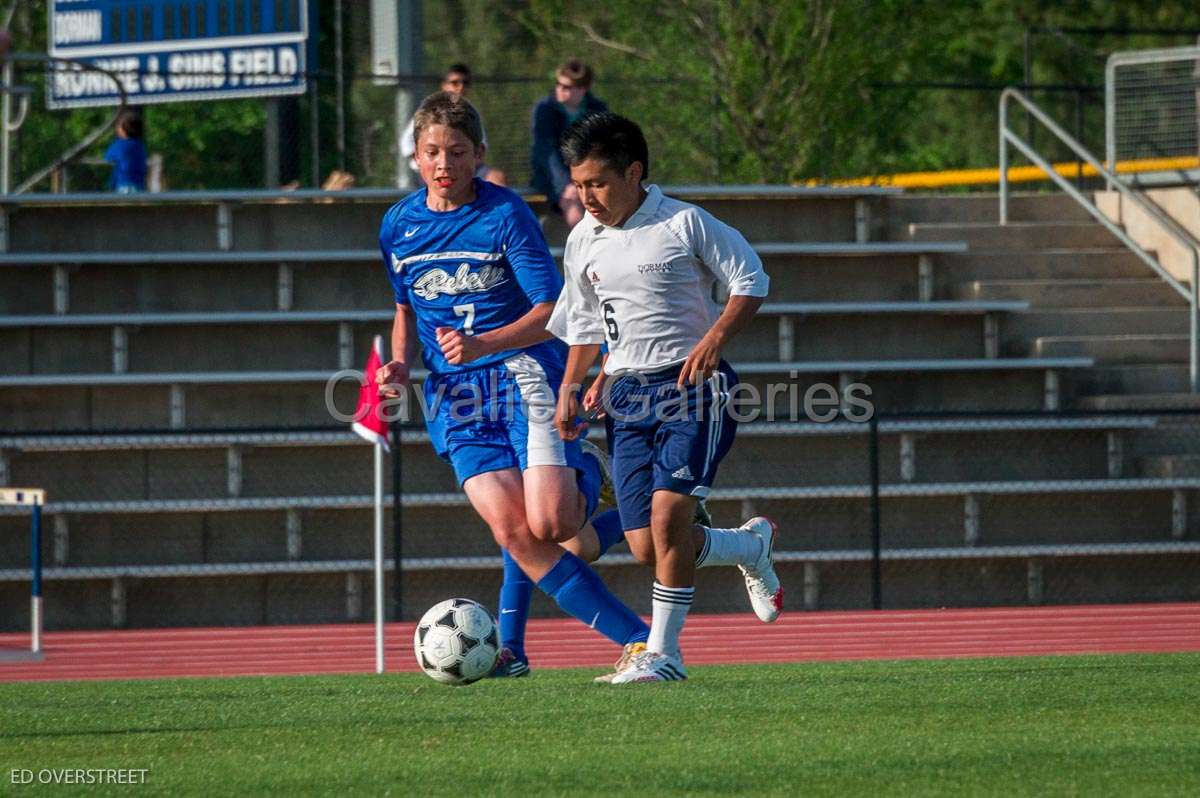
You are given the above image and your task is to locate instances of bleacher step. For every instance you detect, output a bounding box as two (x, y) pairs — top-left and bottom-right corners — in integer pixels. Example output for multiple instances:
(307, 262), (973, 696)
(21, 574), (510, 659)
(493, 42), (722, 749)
(1139, 454), (1200, 479)
(1002, 308), (1188, 347)
(1074, 393), (1200, 411)
(907, 222), (1120, 250)
(1034, 335), (1190, 365)
(937, 249), (1154, 282)
(886, 193), (1094, 226)
(1075, 365), (1194, 396)
(957, 279), (1186, 308)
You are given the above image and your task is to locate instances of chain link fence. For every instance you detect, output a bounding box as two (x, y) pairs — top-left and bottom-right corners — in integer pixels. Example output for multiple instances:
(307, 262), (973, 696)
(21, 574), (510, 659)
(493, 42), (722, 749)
(3, 409), (1199, 635)
(1107, 45), (1200, 174)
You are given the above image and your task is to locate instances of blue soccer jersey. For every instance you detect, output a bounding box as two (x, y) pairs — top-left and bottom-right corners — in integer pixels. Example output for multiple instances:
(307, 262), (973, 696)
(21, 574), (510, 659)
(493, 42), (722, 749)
(379, 179), (566, 376)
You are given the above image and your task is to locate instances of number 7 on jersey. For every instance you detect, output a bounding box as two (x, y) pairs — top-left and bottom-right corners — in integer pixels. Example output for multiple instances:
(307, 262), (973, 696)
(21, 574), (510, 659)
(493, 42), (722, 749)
(454, 303), (476, 336)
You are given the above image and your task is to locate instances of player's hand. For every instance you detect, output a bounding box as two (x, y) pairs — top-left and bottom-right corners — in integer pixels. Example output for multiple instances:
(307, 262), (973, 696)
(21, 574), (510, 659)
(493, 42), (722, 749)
(376, 360), (410, 398)
(555, 387), (586, 441)
(581, 376), (607, 420)
(436, 326), (486, 365)
(678, 333), (723, 387)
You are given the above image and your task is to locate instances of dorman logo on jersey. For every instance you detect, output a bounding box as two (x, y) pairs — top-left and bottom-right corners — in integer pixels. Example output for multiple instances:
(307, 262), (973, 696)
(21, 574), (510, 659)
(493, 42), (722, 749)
(637, 262), (674, 275)
(412, 263), (508, 300)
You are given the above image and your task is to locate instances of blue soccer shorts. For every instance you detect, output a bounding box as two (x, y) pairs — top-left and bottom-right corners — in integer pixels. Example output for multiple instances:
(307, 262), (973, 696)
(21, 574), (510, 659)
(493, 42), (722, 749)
(606, 360), (738, 531)
(423, 352), (599, 517)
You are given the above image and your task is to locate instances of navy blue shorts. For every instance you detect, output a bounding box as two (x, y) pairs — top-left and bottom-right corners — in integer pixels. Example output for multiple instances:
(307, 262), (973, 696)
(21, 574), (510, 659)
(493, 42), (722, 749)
(606, 361), (738, 531)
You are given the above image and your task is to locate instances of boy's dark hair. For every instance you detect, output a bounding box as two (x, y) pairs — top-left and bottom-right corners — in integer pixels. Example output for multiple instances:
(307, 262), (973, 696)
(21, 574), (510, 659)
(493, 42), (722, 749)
(559, 112), (649, 181)
(445, 63), (472, 84)
(412, 91), (484, 150)
(117, 108), (143, 140)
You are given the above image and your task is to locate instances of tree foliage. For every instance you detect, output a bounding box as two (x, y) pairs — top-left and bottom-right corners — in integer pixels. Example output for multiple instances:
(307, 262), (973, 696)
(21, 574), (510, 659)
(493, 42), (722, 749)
(5, 0), (1200, 189)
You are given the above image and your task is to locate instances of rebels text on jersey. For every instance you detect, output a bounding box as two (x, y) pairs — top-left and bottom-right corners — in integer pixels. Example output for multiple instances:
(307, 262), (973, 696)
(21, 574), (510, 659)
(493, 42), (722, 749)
(380, 179), (566, 376)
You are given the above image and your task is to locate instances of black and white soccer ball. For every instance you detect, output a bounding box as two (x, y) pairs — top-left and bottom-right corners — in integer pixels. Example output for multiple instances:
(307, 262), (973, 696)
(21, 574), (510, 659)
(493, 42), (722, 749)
(413, 598), (501, 685)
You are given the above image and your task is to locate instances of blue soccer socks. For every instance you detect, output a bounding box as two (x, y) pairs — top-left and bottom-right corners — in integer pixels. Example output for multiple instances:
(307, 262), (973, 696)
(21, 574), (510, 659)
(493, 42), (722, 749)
(537, 552), (649, 646)
(497, 549), (533, 664)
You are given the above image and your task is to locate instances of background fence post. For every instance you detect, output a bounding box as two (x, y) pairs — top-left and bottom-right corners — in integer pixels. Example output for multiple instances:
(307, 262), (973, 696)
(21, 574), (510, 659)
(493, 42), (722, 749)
(870, 415), (882, 610)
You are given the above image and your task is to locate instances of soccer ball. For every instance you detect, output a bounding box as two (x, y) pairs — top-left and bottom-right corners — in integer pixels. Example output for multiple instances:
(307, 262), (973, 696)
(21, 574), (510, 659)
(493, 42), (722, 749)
(413, 598), (501, 685)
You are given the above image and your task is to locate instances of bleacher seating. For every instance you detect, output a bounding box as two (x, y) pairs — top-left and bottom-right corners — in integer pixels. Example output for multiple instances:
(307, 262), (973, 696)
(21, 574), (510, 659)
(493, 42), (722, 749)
(1, 187), (1198, 629)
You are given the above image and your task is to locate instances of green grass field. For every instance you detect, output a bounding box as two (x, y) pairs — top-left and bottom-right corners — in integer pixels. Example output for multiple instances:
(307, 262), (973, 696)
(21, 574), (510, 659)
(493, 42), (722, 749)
(3, 654), (1199, 796)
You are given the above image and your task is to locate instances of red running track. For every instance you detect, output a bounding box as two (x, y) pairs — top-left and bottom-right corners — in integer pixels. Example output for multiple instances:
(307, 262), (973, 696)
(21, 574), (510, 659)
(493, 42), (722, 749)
(1, 603), (1198, 683)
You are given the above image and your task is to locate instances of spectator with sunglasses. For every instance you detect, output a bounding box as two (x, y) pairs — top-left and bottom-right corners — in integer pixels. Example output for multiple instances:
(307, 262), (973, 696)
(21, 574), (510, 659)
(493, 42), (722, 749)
(530, 59), (608, 227)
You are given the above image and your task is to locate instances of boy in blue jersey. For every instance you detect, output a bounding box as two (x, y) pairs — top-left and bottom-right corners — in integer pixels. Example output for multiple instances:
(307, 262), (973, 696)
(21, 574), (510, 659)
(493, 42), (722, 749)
(376, 91), (644, 677)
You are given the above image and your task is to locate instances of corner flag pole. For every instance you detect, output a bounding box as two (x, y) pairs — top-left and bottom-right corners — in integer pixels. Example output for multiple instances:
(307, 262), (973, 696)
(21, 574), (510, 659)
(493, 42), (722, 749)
(372, 335), (386, 675)
(350, 336), (390, 675)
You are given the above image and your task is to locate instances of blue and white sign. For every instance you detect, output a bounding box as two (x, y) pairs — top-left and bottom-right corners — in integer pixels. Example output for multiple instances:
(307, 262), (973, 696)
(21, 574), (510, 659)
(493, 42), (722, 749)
(48, 1), (310, 109)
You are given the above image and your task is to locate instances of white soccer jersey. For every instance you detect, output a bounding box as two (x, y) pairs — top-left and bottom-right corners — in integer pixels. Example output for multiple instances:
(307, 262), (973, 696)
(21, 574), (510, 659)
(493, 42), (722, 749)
(547, 184), (769, 374)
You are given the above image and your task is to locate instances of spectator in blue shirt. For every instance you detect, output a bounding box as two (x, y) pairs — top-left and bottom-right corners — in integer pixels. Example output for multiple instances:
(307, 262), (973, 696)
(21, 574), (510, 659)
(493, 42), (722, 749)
(104, 109), (147, 193)
(530, 59), (607, 228)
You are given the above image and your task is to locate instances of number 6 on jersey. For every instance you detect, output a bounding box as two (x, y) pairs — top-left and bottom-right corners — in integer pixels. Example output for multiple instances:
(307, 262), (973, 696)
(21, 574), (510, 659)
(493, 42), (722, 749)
(602, 301), (619, 341)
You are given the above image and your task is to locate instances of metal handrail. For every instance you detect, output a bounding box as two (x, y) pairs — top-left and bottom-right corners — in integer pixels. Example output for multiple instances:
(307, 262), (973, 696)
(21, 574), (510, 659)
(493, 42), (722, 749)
(999, 86), (1200, 392)
(1, 52), (127, 195)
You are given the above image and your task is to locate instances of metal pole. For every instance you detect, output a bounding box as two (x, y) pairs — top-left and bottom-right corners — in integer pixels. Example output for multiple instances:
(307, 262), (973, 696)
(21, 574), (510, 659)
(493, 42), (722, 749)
(391, 418), (403, 620)
(1192, 252), (1199, 393)
(335, 0), (346, 172)
(31, 501), (42, 654)
(1074, 88), (1084, 190)
(999, 94), (1009, 225)
(395, 87), (414, 189)
(869, 415), (882, 611)
(1, 60), (11, 194)
(264, 98), (281, 188)
(373, 440), (385, 674)
(1105, 54), (1117, 191)
(309, 74), (320, 188)
(1023, 27), (1034, 149)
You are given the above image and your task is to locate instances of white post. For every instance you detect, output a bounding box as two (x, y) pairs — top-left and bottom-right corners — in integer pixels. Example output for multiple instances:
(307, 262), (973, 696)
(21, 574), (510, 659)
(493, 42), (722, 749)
(373, 335), (387, 674)
(373, 439), (385, 674)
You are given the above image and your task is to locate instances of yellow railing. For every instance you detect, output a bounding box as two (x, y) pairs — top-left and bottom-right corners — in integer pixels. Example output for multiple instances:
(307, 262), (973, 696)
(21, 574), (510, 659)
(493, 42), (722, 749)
(805, 155), (1200, 190)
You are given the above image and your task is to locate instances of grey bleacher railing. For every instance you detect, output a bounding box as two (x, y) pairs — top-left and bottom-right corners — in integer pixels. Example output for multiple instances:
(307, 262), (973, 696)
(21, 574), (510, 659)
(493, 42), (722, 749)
(999, 86), (1200, 391)
(0, 183), (901, 207)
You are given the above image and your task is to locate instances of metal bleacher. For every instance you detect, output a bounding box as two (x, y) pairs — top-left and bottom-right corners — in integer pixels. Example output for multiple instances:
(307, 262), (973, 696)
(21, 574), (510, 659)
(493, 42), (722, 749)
(2, 185), (1197, 629)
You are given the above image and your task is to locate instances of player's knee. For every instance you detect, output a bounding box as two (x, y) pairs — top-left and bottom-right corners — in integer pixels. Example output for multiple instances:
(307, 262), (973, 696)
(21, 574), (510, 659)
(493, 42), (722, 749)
(625, 531), (655, 565)
(630, 547), (656, 566)
(527, 514), (576, 544)
(490, 524), (530, 552)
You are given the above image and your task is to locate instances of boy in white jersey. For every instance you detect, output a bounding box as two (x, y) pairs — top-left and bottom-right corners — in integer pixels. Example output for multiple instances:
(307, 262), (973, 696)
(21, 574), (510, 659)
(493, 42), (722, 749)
(549, 112), (783, 683)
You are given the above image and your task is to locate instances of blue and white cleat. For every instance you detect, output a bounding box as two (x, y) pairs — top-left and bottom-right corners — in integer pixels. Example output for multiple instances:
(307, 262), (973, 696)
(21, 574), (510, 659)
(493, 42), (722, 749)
(609, 650), (688, 684)
(488, 648), (530, 678)
(739, 516), (783, 623)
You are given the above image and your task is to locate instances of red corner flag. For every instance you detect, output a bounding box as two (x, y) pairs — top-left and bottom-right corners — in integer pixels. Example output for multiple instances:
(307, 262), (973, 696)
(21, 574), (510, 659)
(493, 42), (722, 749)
(352, 335), (391, 450)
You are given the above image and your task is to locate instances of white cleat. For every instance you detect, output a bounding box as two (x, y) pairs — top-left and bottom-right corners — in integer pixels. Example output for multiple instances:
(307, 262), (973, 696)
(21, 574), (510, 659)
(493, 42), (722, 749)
(739, 516), (783, 622)
(609, 650), (688, 684)
(593, 641), (646, 683)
